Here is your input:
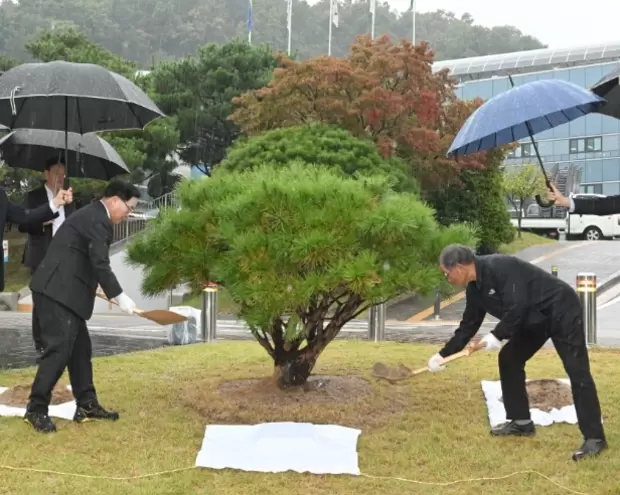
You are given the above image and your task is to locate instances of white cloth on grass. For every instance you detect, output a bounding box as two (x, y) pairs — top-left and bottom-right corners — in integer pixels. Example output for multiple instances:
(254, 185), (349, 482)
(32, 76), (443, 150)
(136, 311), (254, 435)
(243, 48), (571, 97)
(195, 422), (361, 475)
(0, 385), (76, 420)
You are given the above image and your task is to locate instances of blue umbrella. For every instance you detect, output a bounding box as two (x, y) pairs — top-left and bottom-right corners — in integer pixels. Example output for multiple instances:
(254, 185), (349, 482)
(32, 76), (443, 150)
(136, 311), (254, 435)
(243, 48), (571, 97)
(448, 77), (606, 207)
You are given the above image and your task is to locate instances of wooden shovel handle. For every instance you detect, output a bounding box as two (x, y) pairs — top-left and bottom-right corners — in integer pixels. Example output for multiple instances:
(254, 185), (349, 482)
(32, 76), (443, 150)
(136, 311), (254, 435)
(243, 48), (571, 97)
(410, 344), (479, 375)
(96, 291), (144, 316)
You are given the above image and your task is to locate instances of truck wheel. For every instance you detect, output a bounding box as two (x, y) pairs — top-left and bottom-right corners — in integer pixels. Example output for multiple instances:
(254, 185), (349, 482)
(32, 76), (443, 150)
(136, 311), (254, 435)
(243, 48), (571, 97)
(584, 227), (602, 241)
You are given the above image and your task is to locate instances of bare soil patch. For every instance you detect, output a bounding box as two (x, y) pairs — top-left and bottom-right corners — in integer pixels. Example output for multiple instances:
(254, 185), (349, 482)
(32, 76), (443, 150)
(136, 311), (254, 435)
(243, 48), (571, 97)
(182, 374), (410, 430)
(0, 382), (73, 406)
(500, 379), (573, 412)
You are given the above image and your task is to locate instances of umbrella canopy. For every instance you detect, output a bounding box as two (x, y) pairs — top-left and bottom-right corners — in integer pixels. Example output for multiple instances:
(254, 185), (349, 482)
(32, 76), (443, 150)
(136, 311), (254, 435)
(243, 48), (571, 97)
(591, 66), (620, 119)
(0, 61), (165, 134)
(448, 79), (606, 157)
(0, 129), (130, 180)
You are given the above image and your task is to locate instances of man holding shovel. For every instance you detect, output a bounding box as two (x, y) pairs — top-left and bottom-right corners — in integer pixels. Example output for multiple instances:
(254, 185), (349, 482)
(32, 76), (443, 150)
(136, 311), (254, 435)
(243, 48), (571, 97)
(427, 244), (607, 461)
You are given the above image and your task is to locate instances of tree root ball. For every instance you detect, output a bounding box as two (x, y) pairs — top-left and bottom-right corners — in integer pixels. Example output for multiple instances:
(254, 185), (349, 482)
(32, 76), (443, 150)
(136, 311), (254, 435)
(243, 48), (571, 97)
(0, 382), (73, 406)
(500, 379), (573, 412)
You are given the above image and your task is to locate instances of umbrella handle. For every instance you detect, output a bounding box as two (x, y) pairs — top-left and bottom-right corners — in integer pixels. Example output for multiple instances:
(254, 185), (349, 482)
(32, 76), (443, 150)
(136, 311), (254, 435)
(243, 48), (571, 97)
(535, 177), (556, 208)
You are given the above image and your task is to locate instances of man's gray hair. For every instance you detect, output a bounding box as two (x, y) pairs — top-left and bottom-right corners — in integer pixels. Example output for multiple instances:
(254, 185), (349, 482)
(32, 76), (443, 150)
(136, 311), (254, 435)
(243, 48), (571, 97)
(439, 244), (476, 269)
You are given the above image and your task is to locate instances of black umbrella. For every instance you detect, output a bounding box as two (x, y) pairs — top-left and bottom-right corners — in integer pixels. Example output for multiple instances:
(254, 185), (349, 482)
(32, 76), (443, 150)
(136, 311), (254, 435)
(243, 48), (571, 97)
(0, 61), (164, 133)
(591, 67), (620, 119)
(0, 129), (130, 180)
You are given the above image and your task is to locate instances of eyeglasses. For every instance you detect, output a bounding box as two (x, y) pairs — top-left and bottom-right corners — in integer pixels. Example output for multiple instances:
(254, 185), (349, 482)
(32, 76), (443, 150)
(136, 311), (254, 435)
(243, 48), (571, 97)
(122, 199), (136, 213)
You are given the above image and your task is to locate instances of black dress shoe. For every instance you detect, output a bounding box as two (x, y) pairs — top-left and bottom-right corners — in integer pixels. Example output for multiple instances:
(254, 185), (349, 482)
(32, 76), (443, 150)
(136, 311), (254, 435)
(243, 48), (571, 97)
(572, 439), (608, 461)
(73, 402), (120, 423)
(23, 411), (57, 433)
(490, 420), (536, 437)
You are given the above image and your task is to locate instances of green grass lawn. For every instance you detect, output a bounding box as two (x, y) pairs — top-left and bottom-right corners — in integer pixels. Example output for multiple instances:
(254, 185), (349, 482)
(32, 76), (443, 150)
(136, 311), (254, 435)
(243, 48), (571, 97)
(0, 341), (618, 494)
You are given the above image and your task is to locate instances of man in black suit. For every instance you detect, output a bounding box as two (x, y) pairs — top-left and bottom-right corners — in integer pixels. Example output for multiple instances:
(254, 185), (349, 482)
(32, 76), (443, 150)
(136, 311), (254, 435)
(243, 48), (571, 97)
(24, 180), (140, 433)
(547, 184), (620, 216)
(0, 183), (71, 291)
(19, 157), (76, 352)
(425, 244), (607, 461)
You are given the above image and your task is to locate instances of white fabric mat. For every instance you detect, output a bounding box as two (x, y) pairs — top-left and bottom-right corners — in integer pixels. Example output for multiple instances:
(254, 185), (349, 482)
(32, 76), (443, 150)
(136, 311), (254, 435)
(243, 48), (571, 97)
(195, 422), (361, 475)
(481, 379), (578, 427)
(0, 385), (76, 420)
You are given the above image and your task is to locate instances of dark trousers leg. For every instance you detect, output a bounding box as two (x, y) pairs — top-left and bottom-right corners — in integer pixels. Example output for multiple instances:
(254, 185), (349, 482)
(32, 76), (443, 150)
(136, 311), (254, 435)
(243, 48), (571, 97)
(67, 317), (97, 406)
(498, 327), (549, 421)
(27, 293), (97, 414)
(551, 312), (605, 441)
(30, 267), (43, 352)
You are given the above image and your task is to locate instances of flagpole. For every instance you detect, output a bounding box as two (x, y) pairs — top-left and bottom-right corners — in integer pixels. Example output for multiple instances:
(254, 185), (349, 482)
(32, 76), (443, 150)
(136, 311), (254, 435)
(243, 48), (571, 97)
(248, 0), (253, 45)
(411, 0), (416, 45)
(328, 0), (333, 56)
(287, 0), (292, 56)
(370, 0), (376, 40)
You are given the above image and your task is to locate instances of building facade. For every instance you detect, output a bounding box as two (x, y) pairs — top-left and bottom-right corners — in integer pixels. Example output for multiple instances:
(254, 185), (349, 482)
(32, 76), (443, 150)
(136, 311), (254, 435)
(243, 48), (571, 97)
(432, 43), (620, 196)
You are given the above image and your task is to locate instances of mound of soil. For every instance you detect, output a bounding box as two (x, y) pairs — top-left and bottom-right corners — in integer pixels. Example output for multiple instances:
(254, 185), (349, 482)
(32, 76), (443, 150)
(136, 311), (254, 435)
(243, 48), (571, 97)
(182, 374), (410, 430)
(500, 379), (573, 412)
(0, 382), (73, 407)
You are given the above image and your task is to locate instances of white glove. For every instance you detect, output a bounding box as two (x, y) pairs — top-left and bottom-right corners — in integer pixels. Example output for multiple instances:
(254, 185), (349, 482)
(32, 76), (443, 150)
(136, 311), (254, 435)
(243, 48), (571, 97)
(427, 353), (446, 372)
(480, 333), (502, 351)
(115, 292), (137, 315)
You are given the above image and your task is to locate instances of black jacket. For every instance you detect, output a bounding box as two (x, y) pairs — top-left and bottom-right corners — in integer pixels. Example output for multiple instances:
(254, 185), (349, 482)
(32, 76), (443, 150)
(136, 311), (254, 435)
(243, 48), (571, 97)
(439, 254), (579, 357)
(30, 201), (123, 320)
(0, 188), (57, 291)
(18, 185), (76, 270)
(573, 195), (620, 216)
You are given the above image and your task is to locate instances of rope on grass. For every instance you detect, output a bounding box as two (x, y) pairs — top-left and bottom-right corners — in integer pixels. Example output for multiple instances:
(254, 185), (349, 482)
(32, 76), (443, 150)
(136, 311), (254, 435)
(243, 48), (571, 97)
(0, 464), (591, 494)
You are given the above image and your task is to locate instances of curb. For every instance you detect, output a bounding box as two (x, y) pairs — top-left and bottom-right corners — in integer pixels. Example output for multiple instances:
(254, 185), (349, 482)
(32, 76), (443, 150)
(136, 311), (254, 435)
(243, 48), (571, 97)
(597, 269), (620, 296)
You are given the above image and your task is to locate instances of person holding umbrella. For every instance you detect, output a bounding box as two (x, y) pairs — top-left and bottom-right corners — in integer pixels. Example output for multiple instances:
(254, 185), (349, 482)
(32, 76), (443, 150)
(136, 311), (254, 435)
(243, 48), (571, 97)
(19, 155), (76, 354)
(426, 244), (607, 461)
(24, 179), (140, 433)
(546, 184), (620, 216)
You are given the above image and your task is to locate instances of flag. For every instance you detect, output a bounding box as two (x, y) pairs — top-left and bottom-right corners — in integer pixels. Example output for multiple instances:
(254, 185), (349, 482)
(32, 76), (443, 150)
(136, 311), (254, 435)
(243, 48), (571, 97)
(332, 0), (339, 27)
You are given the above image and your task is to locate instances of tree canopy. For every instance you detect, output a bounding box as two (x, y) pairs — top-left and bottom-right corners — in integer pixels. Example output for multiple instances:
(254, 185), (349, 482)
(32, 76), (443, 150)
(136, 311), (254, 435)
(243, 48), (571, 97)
(220, 123), (419, 194)
(126, 163), (476, 386)
(503, 164), (547, 237)
(0, 0), (545, 68)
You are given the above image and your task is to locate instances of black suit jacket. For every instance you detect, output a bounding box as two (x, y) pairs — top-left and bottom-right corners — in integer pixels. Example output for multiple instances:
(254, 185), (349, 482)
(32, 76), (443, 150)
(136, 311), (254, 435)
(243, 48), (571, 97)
(30, 201), (123, 320)
(573, 196), (620, 216)
(18, 185), (75, 270)
(439, 254), (579, 357)
(0, 188), (57, 292)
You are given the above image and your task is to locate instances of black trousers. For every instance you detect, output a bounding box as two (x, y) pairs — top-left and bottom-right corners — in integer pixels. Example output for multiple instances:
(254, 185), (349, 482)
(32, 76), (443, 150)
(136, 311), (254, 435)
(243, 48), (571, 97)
(27, 292), (98, 414)
(498, 306), (605, 441)
(30, 267), (43, 352)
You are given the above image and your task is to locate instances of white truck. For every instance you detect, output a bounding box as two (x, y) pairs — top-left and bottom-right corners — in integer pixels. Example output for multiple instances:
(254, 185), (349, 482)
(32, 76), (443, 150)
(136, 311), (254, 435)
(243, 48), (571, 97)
(510, 194), (620, 241)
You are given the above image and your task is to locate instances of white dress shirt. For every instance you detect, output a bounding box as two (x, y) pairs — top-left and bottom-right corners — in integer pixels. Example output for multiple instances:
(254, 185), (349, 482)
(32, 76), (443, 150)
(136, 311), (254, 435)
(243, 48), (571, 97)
(44, 185), (63, 235)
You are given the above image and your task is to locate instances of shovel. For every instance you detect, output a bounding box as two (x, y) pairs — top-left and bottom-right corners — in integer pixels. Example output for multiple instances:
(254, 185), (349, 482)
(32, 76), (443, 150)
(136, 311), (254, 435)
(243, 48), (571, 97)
(372, 341), (481, 384)
(96, 292), (188, 326)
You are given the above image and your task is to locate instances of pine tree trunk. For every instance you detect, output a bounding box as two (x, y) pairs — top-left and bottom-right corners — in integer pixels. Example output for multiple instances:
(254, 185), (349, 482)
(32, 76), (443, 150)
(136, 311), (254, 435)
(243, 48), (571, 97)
(272, 349), (319, 389)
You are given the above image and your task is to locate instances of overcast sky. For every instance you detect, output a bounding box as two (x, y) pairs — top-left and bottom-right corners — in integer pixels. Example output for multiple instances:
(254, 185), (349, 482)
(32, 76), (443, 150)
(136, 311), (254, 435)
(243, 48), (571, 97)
(315, 0), (620, 49)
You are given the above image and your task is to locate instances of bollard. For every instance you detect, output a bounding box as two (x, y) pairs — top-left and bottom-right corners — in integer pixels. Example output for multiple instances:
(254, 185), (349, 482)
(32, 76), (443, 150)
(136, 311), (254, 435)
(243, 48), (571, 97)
(376, 302), (386, 341)
(201, 282), (218, 343)
(576, 273), (597, 345)
(551, 266), (559, 277)
(433, 288), (441, 320)
(367, 305), (377, 340)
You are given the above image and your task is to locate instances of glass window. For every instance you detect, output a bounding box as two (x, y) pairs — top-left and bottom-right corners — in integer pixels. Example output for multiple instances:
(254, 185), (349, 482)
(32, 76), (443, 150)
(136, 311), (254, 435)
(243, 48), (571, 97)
(569, 139), (580, 153)
(603, 135), (619, 151)
(602, 182), (620, 196)
(536, 128), (554, 140)
(551, 68), (571, 82)
(585, 160), (603, 182)
(602, 159), (620, 181)
(569, 67), (586, 87)
(553, 122), (570, 139)
(585, 137), (602, 152)
(602, 116), (619, 134)
(585, 114), (602, 135)
(521, 143), (533, 157)
(535, 140), (553, 157)
(454, 86), (463, 99)
(569, 115), (586, 136)
(584, 65), (604, 87)
(492, 77), (510, 95)
(553, 140), (569, 155)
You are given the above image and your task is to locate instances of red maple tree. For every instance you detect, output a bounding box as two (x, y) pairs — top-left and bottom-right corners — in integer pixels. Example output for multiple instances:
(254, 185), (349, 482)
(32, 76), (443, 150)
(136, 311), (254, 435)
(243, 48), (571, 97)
(230, 35), (494, 190)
